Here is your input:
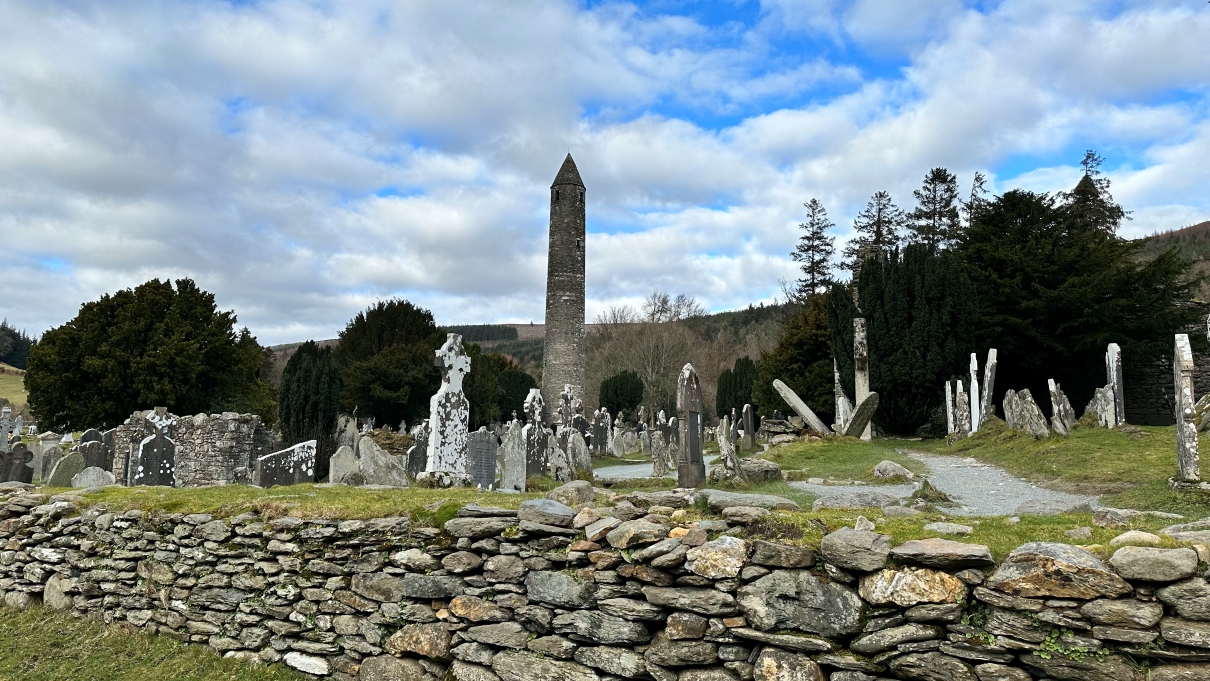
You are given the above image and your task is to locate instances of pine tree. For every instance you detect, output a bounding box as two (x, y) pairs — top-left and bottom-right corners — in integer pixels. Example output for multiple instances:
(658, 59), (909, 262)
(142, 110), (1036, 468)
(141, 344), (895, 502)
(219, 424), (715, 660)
(278, 341), (342, 445)
(1063, 150), (1127, 235)
(791, 199), (836, 299)
(960, 171), (989, 229)
(906, 168), (960, 247)
(842, 191), (905, 273)
(715, 368), (734, 419)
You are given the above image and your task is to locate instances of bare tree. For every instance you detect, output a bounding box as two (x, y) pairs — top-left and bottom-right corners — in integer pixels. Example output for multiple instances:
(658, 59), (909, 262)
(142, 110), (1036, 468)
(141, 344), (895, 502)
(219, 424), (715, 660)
(642, 290), (705, 323)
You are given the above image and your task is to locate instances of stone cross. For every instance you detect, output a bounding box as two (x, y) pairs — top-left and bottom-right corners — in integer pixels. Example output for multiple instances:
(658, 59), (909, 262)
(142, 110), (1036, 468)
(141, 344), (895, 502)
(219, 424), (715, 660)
(1175, 334), (1199, 482)
(969, 353), (981, 434)
(523, 389), (547, 477)
(676, 363), (706, 488)
(853, 318), (871, 441)
(1106, 343), (1125, 426)
(426, 334), (472, 474)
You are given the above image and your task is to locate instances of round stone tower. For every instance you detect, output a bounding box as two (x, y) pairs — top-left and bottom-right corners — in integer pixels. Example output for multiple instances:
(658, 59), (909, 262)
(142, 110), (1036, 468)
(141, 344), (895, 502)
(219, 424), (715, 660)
(541, 154), (586, 421)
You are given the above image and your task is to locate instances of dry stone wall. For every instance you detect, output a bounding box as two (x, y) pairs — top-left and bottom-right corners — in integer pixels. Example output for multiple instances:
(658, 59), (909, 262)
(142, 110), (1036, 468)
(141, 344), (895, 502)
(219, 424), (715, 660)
(1, 483), (1209, 681)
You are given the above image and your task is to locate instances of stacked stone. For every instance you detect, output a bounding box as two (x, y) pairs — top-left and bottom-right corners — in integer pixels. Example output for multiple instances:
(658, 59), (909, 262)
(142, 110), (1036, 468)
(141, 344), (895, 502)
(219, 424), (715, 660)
(0, 484), (1209, 681)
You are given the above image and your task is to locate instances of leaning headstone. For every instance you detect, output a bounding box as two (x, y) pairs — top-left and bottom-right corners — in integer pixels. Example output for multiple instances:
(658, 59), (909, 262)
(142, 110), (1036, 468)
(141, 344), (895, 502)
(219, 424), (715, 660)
(980, 349), (998, 423)
(1174, 334), (1199, 482)
(71, 466), (116, 488)
(676, 363), (706, 488)
(523, 389), (547, 476)
(835, 360), (854, 432)
(854, 318), (871, 441)
(2, 443), (33, 484)
(1049, 379), (1077, 436)
(131, 427), (176, 486)
(426, 334), (472, 475)
(79, 440), (109, 470)
(79, 428), (103, 444)
(255, 440), (316, 487)
(1106, 343), (1125, 426)
(709, 415), (744, 484)
(467, 428), (498, 489)
(48, 451), (87, 487)
(1003, 388), (1050, 439)
(329, 445), (359, 485)
(500, 420), (526, 492)
(772, 379), (832, 434)
(844, 393), (880, 438)
(358, 436), (410, 487)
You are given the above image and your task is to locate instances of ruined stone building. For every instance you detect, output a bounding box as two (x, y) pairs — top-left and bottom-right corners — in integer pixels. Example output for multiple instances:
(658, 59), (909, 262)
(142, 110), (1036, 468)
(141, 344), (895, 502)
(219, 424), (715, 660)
(541, 154), (586, 420)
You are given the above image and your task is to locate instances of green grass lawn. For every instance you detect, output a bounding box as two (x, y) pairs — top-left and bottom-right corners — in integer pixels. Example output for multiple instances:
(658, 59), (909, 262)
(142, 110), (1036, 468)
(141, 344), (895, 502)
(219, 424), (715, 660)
(760, 435), (928, 483)
(0, 371), (26, 405)
(0, 605), (304, 681)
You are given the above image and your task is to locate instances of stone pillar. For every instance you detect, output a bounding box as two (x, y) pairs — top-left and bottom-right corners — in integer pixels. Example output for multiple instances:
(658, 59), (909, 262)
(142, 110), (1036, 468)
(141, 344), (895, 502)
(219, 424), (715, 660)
(954, 380), (971, 434)
(944, 380), (954, 434)
(676, 364), (706, 488)
(1106, 343), (1125, 426)
(1175, 334), (1199, 482)
(853, 318), (870, 441)
(833, 359), (852, 433)
(980, 349), (998, 424)
(426, 334), (472, 476)
(969, 353), (980, 433)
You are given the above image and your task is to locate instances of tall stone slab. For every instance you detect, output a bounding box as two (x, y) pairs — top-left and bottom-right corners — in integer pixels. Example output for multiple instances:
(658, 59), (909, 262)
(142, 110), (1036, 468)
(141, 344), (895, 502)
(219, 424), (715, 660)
(80, 428), (103, 444)
(969, 353), (981, 433)
(650, 427), (669, 478)
(255, 440), (316, 487)
(853, 318), (871, 441)
(844, 393), (880, 438)
(426, 334), (472, 474)
(329, 445), (359, 485)
(1106, 343), (1125, 426)
(980, 349), (998, 424)
(541, 154), (587, 420)
(1175, 334), (1199, 482)
(0, 407), (11, 454)
(523, 389), (547, 477)
(1003, 388), (1050, 439)
(676, 363), (706, 488)
(954, 380), (972, 434)
(709, 415), (744, 484)
(944, 380), (955, 434)
(500, 420), (526, 492)
(773, 379), (832, 434)
(1048, 379), (1077, 436)
(742, 404), (755, 449)
(131, 425), (176, 486)
(467, 428), (498, 489)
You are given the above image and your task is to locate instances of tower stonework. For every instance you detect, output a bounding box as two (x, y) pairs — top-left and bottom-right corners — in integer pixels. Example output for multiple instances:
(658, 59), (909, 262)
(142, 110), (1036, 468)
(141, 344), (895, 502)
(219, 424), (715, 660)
(541, 154), (586, 421)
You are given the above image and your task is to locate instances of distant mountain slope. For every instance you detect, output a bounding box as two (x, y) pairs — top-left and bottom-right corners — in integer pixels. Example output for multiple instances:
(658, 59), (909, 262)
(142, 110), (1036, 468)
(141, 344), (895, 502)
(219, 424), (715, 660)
(1137, 220), (1210, 301)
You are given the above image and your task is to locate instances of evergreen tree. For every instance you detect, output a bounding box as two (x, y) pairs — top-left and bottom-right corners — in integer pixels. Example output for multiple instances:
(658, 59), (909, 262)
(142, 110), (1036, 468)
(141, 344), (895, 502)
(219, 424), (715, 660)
(278, 341), (342, 445)
(960, 171), (989, 229)
(463, 346), (514, 430)
(715, 357), (758, 418)
(754, 292), (834, 425)
(790, 199), (836, 299)
(906, 168), (961, 247)
(842, 191), (906, 273)
(1063, 150), (1128, 235)
(715, 368), (734, 419)
(497, 367), (537, 421)
(0, 321), (34, 370)
(599, 370), (644, 419)
(830, 246), (979, 434)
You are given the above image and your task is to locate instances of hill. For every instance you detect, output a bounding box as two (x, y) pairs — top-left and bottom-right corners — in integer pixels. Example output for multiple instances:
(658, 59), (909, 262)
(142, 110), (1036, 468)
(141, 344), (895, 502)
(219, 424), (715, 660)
(0, 362), (26, 405)
(1137, 220), (1210, 301)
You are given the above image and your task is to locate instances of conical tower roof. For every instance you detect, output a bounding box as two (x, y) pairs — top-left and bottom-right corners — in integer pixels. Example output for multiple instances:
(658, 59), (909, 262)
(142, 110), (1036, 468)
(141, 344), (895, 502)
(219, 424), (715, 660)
(551, 153), (584, 188)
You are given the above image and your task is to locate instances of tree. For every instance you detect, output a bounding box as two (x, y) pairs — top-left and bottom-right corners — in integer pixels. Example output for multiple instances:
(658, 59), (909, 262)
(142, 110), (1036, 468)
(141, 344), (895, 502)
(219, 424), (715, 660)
(842, 191), (906, 273)
(642, 291), (705, 323)
(334, 299), (443, 428)
(1063, 150), (1128, 235)
(0, 321), (34, 370)
(906, 168), (961, 248)
(960, 171), (990, 229)
(830, 245), (979, 434)
(498, 367), (537, 421)
(278, 341), (342, 444)
(754, 292), (835, 425)
(790, 199), (836, 299)
(25, 278), (271, 431)
(463, 346), (514, 430)
(599, 370), (645, 419)
(716, 356), (757, 418)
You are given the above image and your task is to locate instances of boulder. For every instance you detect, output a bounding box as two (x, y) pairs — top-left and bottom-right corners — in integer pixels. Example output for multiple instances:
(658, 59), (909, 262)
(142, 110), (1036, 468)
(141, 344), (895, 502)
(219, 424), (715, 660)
(722, 506), (769, 524)
(1003, 388), (1050, 439)
(984, 542), (1131, 599)
(737, 569), (865, 637)
(739, 458), (783, 483)
(518, 499), (576, 527)
(889, 539), (995, 570)
(1109, 547), (1198, 582)
(1157, 579), (1210, 620)
(872, 460), (914, 479)
(811, 491), (899, 511)
(546, 480), (595, 507)
(700, 489), (799, 512)
(686, 536), (749, 579)
(1109, 530), (1162, 546)
(819, 528), (891, 572)
(752, 649), (825, 681)
(858, 567), (967, 607)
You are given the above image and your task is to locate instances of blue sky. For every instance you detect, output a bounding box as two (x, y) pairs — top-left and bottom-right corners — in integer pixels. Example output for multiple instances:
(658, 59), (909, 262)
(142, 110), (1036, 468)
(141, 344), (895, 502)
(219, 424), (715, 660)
(1, 0), (1208, 344)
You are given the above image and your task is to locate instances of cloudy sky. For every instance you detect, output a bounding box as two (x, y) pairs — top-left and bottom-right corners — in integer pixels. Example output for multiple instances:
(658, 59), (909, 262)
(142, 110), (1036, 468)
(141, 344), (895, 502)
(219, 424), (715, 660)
(2, 0), (1208, 345)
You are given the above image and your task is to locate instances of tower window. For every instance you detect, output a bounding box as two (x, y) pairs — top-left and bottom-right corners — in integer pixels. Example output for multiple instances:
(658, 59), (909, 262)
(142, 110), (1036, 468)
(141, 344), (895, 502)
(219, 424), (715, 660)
(555, 189), (560, 201)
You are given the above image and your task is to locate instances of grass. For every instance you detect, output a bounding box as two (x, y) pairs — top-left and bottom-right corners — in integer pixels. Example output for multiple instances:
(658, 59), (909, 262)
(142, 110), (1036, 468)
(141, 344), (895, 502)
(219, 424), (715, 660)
(0, 605), (304, 681)
(73, 483), (540, 524)
(0, 371), (26, 405)
(593, 454), (652, 468)
(760, 435), (928, 483)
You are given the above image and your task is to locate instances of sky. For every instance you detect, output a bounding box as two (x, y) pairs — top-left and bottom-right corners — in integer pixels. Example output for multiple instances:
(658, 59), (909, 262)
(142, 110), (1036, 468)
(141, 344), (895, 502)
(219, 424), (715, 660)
(1, 0), (1208, 345)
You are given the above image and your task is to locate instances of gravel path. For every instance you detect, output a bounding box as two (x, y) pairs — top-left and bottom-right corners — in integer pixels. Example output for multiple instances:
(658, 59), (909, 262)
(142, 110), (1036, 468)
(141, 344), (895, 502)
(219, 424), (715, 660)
(788, 449), (1098, 517)
(594, 455), (718, 480)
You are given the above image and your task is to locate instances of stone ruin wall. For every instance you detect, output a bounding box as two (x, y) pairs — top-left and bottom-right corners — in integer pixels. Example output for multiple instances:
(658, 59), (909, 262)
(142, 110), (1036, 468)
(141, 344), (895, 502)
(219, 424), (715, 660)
(2, 486), (1210, 681)
(112, 410), (277, 487)
(1124, 350), (1210, 426)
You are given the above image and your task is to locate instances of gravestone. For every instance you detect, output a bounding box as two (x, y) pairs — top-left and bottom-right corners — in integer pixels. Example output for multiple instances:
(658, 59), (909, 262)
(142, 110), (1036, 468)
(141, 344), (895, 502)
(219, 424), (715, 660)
(358, 436), (410, 487)
(980, 349), (998, 423)
(772, 379), (832, 434)
(944, 380), (955, 434)
(676, 363), (706, 488)
(1106, 343), (1125, 426)
(38, 435), (63, 483)
(854, 318), (871, 441)
(547, 431), (573, 483)
(48, 451), (86, 487)
(71, 466), (116, 488)
(101, 428), (116, 472)
(730, 408), (740, 445)
(13, 416), (23, 442)
(255, 440), (316, 487)
(1049, 379), (1077, 436)
(0, 407), (11, 453)
(969, 353), (981, 433)
(953, 380), (971, 433)
(426, 334), (472, 475)
(59, 432), (74, 446)
(709, 415), (744, 484)
(1085, 386), (1116, 428)
(567, 431), (591, 479)
(80, 428), (103, 444)
(621, 429), (639, 456)
(131, 427), (176, 486)
(742, 404), (755, 449)
(1003, 389), (1050, 439)
(2, 443), (33, 484)
(500, 420), (526, 492)
(523, 389), (546, 477)
(467, 428), (498, 489)
(639, 430), (651, 459)
(79, 440), (109, 470)
(650, 428), (669, 477)
(1175, 334), (1199, 482)
(329, 445), (358, 485)
(844, 393), (880, 438)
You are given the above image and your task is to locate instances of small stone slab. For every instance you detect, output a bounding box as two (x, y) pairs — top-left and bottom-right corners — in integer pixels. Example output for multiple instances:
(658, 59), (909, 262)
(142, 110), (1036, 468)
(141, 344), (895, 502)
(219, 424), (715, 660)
(517, 499), (575, 528)
(700, 489), (799, 512)
(820, 527), (891, 572)
(1014, 499), (1093, 516)
(1109, 547), (1198, 582)
(889, 538), (995, 570)
(70, 466), (116, 488)
(812, 491), (899, 511)
(923, 522), (974, 536)
(844, 392), (880, 438)
(729, 627), (833, 652)
(457, 504), (518, 518)
(985, 542), (1131, 599)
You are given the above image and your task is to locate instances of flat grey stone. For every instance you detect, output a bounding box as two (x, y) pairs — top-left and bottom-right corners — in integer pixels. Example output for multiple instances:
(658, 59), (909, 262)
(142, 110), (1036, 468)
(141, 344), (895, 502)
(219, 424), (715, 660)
(820, 527), (891, 572)
(1013, 498), (1092, 516)
(700, 489), (799, 512)
(1110, 547), (1198, 582)
(890, 538), (995, 570)
(923, 522), (974, 536)
(518, 498), (576, 527)
(526, 570), (596, 608)
(812, 491), (899, 511)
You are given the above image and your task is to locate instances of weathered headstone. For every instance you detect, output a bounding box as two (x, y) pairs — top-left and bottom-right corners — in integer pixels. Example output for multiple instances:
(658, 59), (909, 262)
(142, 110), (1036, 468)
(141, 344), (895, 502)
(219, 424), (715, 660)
(834, 360), (853, 432)
(48, 451), (86, 487)
(980, 349), (998, 423)
(954, 380), (972, 434)
(944, 380), (955, 434)
(13, 416), (23, 442)
(80, 428), (103, 444)
(37, 434), (63, 483)
(709, 415), (744, 484)
(621, 429), (639, 456)
(969, 353), (981, 433)
(71, 466), (116, 488)
(426, 334), (472, 475)
(677, 363), (706, 488)
(2, 443), (33, 484)
(101, 428), (116, 472)
(500, 419), (526, 492)
(639, 430), (651, 459)
(853, 318), (871, 440)
(844, 393), (880, 438)
(547, 432), (573, 483)
(255, 440), (316, 487)
(1049, 379), (1077, 436)
(79, 440), (109, 470)
(523, 389), (547, 476)
(358, 436), (410, 487)
(329, 445), (359, 485)
(772, 379), (832, 434)
(1003, 388), (1050, 439)
(1106, 343), (1125, 426)
(131, 427), (176, 486)
(0, 407), (11, 453)
(467, 428), (498, 489)
(1175, 334), (1199, 482)
(1085, 386), (1116, 428)
(650, 427), (669, 478)
(742, 404), (755, 450)
(566, 430), (591, 480)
